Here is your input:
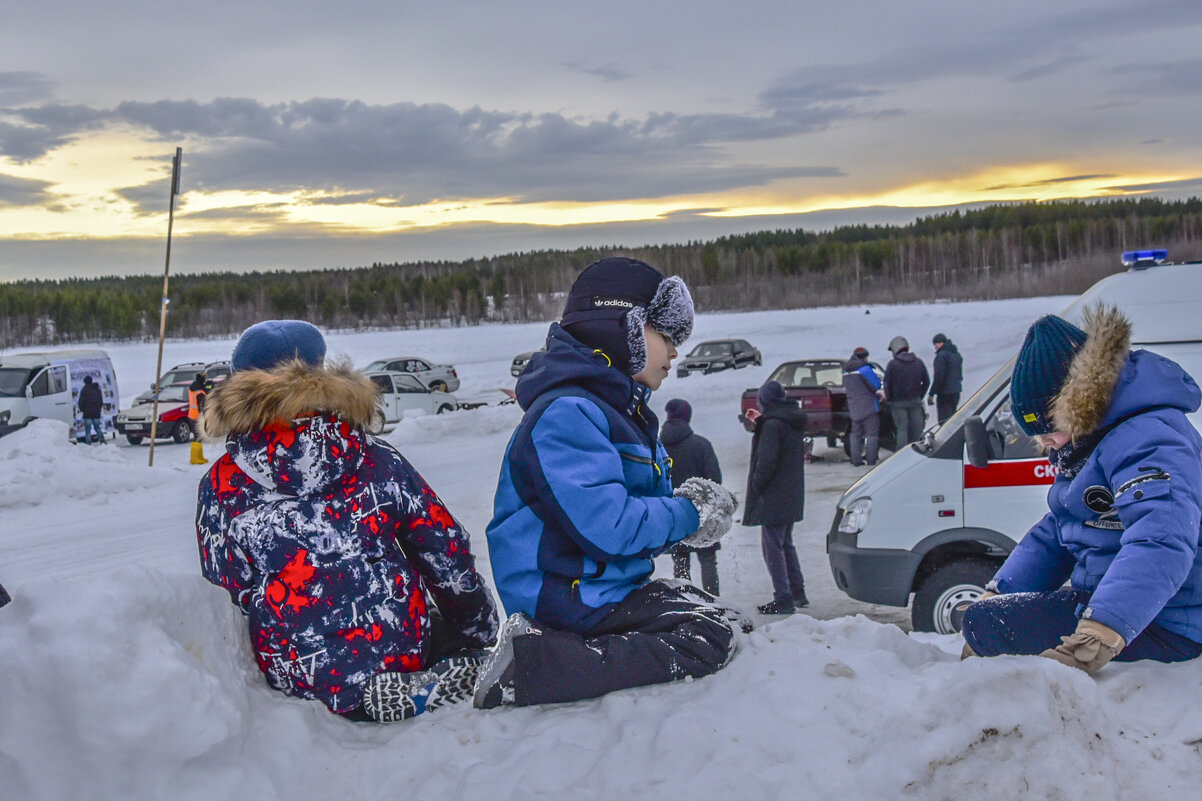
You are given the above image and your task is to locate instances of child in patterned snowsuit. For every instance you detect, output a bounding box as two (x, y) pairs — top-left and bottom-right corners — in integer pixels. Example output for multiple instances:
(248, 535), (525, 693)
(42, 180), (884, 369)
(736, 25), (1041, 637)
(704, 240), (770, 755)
(196, 320), (498, 721)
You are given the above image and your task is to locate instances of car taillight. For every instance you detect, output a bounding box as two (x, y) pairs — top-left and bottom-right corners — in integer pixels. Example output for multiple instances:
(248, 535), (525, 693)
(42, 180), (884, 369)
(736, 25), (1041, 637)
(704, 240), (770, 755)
(452, 368), (458, 378)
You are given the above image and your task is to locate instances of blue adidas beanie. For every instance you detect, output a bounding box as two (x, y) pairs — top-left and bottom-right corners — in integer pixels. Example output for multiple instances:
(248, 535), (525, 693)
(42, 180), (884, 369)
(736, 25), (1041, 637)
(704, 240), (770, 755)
(230, 320), (327, 373)
(1010, 315), (1088, 436)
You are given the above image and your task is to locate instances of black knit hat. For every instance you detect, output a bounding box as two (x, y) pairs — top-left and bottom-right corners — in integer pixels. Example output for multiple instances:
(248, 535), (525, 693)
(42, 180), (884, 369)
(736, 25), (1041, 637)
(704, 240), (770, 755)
(561, 257), (693, 375)
(1011, 315), (1088, 436)
(665, 398), (692, 422)
(758, 380), (787, 408)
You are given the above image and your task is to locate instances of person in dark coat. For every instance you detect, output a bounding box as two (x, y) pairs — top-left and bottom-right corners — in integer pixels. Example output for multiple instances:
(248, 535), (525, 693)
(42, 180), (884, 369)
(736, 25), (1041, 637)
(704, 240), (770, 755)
(0, 581), (10, 609)
(843, 347), (884, 466)
(196, 320), (499, 722)
(962, 307), (1202, 674)
(77, 375), (105, 445)
(744, 380), (808, 615)
(883, 336), (930, 447)
(662, 398), (724, 596)
(928, 332), (963, 424)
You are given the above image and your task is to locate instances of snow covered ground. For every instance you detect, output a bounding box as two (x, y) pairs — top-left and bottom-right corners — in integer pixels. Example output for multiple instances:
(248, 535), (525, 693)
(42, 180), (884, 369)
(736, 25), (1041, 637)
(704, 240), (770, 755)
(3, 295), (1202, 801)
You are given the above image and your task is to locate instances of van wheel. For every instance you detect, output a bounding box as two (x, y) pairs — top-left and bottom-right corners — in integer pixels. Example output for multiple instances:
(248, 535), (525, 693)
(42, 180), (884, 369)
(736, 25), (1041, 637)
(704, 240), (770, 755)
(172, 421), (195, 443)
(911, 558), (997, 634)
(126, 434), (144, 446)
(367, 409), (386, 435)
(437, 404), (454, 415)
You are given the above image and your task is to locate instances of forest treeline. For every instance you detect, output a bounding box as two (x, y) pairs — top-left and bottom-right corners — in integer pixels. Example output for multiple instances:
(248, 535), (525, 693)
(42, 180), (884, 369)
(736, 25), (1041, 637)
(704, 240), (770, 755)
(4, 197), (1202, 347)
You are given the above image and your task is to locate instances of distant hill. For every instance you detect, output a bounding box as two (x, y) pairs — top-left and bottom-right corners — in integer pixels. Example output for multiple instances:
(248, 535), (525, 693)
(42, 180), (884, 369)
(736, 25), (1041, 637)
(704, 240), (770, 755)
(3, 197), (1201, 347)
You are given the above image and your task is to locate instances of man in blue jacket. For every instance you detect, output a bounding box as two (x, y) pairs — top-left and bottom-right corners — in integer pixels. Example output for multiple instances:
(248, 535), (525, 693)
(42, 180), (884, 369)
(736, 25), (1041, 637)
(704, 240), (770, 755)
(843, 347), (884, 466)
(961, 306), (1202, 672)
(476, 257), (740, 708)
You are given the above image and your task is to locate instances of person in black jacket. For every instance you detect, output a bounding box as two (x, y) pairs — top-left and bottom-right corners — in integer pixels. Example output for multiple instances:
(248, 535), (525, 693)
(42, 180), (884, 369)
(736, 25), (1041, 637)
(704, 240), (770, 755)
(77, 375), (105, 445)
(927, 333), (964, 424)
(0, 581), (10, 609)
(883, 336), (930, 447)
(744, 380), (808, 615)
(662, 398), (724, 596)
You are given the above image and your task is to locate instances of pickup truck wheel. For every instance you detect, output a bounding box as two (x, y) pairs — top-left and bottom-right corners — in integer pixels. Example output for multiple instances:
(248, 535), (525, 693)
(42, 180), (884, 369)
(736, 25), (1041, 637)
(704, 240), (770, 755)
(172, 421), (195, 443)
(911, 558), (997, 634)
(126, 434), (144, 445)
(430, 380), (448, 392)
(367, 409), (386, 435)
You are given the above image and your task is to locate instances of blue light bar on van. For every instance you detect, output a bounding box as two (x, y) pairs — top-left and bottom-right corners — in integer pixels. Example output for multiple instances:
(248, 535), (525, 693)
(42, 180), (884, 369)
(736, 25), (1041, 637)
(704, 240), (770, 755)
(1122, 249), (1168, 268)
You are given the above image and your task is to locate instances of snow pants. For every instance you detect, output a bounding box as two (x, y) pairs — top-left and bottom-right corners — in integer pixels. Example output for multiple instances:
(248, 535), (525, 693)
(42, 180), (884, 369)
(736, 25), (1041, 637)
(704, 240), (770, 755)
(849, 414), (879, 466)
(890, 400), (925, 447)
(509, 580), (735, 706)
(761, 523), (806, 603)
(962, 588), (1202, 663)
(671, 543), (720, 596)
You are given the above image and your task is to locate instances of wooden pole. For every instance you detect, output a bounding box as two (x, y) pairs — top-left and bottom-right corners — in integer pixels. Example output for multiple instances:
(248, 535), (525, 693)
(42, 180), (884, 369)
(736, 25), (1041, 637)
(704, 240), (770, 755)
(149, 147), (182, 467)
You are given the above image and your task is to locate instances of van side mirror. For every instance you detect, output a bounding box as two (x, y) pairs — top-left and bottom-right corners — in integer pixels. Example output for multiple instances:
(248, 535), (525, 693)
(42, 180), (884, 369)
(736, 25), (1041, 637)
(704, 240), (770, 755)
(24, 385), (33, 399)
(964, 415), (990, 469)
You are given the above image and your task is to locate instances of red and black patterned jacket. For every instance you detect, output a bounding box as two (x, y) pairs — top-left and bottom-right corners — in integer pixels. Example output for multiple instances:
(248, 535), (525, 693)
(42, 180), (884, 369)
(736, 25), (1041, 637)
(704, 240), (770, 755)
(195, 360), (498, 713)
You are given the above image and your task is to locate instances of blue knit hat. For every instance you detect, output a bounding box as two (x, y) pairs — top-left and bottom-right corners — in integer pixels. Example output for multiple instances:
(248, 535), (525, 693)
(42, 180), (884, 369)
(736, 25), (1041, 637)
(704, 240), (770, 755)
(1011, 315), (1088, 436)
(665, 398), (692, 422)
(758, 379), (787, 408)
(230, 320), (327, 373)
(561, 257), (693, 375)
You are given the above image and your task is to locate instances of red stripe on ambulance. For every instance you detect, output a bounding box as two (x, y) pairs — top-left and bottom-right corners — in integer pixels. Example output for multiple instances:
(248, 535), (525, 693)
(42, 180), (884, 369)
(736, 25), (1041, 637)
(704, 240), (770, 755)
(964, 458), (1058, 489)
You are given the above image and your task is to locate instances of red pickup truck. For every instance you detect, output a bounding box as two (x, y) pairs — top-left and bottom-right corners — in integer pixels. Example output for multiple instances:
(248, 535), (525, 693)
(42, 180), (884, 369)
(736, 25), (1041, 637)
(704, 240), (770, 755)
(738, 359), (897, 455)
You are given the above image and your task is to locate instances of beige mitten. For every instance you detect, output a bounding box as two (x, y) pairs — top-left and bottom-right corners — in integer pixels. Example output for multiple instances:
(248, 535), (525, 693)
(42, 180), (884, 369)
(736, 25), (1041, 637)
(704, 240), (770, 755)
(1039, 619), (1126, 674)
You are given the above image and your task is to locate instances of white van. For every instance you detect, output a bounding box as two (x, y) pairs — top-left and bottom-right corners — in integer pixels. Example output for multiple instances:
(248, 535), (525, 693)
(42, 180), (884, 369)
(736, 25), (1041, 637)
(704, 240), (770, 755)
(827, 254), (1202, 634)
(0, 350), (120, 441)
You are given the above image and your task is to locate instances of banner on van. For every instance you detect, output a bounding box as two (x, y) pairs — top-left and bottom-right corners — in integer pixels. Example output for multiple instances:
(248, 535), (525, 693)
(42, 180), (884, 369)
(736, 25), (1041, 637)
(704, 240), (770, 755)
(964, 458), (1059, 489)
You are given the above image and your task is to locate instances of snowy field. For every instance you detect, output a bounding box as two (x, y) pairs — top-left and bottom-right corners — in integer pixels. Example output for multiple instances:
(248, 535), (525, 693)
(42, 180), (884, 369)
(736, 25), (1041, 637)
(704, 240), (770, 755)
(4, 295), (1202, 801)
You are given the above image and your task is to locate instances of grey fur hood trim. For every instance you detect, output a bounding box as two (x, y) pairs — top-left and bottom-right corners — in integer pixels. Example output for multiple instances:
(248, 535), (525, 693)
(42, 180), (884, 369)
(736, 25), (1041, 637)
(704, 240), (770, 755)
(1051, 304), (1131, 440)
(200, 357), (380, 439)
(625, 275), (694, 375)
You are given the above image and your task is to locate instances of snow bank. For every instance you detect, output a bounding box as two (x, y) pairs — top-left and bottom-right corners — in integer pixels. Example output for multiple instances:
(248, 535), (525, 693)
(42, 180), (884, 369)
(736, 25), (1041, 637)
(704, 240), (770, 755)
(2, 570), (1200, 801)
(0, 421), (190, 509)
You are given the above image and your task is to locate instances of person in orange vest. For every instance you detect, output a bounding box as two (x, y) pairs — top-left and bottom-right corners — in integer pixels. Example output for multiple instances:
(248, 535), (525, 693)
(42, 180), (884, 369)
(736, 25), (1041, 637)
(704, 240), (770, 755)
(188, 372), (208, 464)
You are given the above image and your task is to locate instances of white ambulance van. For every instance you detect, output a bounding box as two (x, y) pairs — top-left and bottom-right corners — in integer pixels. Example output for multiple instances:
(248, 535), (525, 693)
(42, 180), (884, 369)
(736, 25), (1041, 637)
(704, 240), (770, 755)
(827, 252), (1202, 633)
(0, 350), (120, 441)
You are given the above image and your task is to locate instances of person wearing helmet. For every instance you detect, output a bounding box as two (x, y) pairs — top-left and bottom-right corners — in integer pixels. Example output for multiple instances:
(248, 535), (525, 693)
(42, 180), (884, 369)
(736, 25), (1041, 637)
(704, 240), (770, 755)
(883, 336), (930, 447)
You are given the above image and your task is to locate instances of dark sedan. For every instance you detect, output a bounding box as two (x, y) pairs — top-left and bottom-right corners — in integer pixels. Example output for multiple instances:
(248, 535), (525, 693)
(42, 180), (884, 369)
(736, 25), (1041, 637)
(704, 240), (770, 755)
(676, 339), (761, 377)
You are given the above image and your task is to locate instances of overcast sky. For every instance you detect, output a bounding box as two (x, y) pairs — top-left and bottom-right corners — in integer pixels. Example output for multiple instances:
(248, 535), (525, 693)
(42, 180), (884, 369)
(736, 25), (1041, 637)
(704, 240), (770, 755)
(2, 0), (1201, 281)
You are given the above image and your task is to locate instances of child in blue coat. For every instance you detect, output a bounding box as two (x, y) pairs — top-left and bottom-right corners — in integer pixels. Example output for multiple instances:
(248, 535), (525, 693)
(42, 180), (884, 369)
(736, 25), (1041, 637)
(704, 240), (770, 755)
(962, 306), (1202, 673)
(476, 257), (741, 708)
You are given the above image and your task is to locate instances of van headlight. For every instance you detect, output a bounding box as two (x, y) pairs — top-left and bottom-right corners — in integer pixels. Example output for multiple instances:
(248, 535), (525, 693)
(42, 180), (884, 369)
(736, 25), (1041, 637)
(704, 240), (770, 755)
(839, 497), (872, 534)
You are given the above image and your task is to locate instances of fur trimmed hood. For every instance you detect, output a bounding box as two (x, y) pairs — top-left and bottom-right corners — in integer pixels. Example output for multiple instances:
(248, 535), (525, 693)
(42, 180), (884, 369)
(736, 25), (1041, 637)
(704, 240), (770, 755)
(1049, 305), (1131, 439)
(201, 358), (380, 439)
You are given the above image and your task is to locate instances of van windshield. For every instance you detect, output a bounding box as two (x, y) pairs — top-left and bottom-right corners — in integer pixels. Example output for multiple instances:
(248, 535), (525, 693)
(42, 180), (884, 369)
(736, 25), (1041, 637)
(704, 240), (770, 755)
(0, 367), (33, 397)
(922, 356), (1016, 453)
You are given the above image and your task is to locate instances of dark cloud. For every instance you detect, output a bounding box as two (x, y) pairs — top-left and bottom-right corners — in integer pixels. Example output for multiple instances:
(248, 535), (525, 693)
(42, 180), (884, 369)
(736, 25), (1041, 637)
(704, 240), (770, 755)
(1106, 176), (1202, 193)
(563, 61), (631, 82)
(0, 173), (54, 207)
(0, 104), (109, 162)
(0, 71), (54, 105)
(983, 174), (1114, 191)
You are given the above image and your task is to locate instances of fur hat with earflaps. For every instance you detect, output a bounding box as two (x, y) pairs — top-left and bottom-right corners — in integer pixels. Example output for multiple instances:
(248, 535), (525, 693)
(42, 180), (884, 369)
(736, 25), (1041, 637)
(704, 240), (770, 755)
(202, 320), (379, 439)
(560, 257), (694, 375)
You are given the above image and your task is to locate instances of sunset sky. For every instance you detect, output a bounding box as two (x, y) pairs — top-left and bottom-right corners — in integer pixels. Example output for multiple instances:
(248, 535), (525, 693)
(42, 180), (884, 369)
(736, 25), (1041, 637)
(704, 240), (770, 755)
(2, 0), (1201, 281)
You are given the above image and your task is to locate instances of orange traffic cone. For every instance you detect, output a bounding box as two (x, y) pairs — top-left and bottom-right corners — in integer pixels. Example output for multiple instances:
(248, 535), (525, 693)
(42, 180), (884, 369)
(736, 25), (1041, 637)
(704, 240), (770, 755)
(190, 441), (208, 464)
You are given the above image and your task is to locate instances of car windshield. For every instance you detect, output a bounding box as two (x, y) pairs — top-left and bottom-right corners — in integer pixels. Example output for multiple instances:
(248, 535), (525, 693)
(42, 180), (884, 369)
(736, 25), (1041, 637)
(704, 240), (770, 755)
(159, 369), (198, 386)
(144, 385), (188, 404)
(690, 342), (733, 357)
(0, 367), (33, 397)
(921, 356), (1016, 454)
(364, 360), (388, 371)
(768, 362), (844, 387)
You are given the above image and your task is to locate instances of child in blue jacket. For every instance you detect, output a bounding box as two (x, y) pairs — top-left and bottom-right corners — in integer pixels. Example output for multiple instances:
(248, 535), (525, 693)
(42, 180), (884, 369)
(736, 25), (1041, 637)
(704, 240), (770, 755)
(962, 306), (1202, 673)
(475, 257), (740, 708)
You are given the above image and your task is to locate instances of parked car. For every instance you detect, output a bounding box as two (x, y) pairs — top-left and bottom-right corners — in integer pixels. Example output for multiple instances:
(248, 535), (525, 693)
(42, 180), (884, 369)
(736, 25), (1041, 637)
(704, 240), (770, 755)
(0, 349), (119, 441)
(738, 359), (896, 455)
(115, 383), (194, 445)
(364, 371), (459, 433)
(134, 361), (207, 404)
(510, 348), (545, 378)
(676, 339), (761, 377)
(203, 360), (231, 385)
(362, 356), (459, 392)
(827, 250), (1202, 634)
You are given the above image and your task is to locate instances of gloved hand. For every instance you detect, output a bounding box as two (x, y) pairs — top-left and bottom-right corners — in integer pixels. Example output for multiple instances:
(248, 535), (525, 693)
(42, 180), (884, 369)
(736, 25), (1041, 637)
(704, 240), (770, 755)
(1039, 619), (1126, 674)
(675, 478), (738, 549)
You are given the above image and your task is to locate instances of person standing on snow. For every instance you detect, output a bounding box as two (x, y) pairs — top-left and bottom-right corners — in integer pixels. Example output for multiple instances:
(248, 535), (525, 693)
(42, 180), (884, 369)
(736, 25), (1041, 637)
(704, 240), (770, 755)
(662, 398), (724, 596)
(843, 347), (884, 466)
(77, 375), (105, 445)
(927, 332), (963, 424)
(195, 320), (498, 722)
(883, 336), (930, 447)
(478, 257), (742, 710)
(961, 306), (1202, 673)
(744, 380), (808, 615)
